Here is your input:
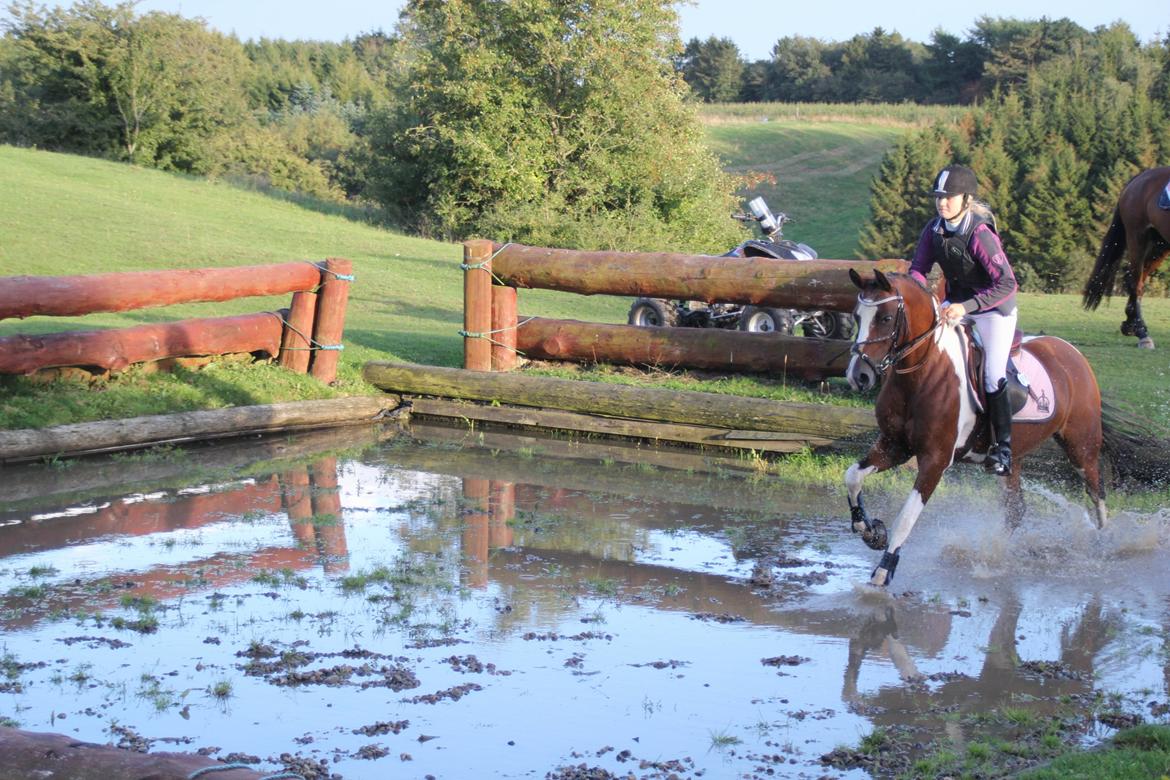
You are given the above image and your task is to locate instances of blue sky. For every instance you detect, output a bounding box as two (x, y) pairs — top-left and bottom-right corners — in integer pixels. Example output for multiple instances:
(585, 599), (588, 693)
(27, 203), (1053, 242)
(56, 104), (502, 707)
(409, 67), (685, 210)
(122, 1), (1167, 61)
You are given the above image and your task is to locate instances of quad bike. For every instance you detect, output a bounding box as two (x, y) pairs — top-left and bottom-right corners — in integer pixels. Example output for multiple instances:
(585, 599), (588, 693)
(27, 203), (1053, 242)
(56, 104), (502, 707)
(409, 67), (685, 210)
(627, 196), (855, 339)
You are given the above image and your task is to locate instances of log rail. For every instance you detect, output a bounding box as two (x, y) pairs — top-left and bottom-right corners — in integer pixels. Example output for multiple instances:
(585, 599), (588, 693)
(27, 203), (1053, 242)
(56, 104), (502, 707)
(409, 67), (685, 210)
(0, 259), (352, 383)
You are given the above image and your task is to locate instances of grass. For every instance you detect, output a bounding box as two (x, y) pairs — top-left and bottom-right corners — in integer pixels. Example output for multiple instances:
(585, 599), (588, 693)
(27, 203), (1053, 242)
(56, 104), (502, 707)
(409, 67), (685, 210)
(1, 108), (1169, 439)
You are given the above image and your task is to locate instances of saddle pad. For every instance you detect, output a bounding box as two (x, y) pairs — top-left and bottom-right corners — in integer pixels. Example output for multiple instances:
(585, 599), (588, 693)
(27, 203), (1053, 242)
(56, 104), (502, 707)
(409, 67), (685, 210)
(1160, 176), (1170, 209)
(1013, 345), (1055, 422)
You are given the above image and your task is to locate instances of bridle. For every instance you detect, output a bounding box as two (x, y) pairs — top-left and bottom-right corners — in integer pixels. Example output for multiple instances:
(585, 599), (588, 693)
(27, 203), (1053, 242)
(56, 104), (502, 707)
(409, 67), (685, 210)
(851, 285), (943, 377)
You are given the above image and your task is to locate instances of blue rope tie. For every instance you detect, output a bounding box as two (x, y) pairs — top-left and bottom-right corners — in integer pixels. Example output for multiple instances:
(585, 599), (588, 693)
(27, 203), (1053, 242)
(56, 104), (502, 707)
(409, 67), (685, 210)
(309, 261), (355, 282)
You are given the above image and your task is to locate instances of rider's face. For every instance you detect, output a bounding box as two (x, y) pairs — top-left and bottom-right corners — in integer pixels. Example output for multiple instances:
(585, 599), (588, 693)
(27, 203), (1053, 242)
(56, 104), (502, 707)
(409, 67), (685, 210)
(935, 193), (965, 221)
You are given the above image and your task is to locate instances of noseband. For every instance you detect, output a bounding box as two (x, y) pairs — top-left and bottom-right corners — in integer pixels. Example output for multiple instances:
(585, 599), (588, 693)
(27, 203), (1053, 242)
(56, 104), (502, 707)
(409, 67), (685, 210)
(851, 288), (942, 376)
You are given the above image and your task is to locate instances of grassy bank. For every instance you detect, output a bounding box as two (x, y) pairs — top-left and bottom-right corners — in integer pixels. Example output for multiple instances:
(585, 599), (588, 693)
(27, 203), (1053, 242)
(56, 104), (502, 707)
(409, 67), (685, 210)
(2, 122), (1168, 434)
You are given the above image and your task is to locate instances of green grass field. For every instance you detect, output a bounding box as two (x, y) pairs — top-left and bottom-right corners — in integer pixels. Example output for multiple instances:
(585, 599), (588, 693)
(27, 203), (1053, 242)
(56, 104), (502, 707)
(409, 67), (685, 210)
(1, 110), (1168, 432)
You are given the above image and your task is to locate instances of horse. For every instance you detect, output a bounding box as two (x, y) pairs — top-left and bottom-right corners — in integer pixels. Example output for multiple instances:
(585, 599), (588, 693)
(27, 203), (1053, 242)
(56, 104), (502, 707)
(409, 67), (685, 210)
(1082, 166), (1170, 349)
(844, 269), (1108, 587)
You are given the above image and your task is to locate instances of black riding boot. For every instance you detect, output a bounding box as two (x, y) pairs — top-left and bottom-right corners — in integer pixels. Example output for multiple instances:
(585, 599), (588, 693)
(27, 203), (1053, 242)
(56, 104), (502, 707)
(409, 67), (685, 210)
(986, 379), (1013, 476)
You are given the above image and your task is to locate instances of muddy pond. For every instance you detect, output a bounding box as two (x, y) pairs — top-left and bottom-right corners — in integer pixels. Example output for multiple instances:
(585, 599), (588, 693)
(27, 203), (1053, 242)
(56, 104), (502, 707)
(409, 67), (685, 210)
(0, 421), (1168, 779)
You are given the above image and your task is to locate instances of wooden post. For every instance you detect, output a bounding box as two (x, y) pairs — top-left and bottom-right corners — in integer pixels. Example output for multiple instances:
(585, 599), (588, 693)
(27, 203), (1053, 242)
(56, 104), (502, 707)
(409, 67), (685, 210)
(490, 284), (518, 371)
(463, 240), (493, 371)
(279, 290), (317, 374)
(309, 258), (353, 385)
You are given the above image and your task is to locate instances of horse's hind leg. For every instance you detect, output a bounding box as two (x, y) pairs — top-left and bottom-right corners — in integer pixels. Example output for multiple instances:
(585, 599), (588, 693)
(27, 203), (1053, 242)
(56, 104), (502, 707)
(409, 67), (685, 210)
(1123, 232), (1168, 348)
(1054, 432), (1108, 529)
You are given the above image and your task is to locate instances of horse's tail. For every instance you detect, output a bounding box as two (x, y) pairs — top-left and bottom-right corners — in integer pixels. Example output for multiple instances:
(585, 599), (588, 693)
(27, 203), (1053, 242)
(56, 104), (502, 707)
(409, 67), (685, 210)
(1100, 397), (1170, 486)
(1082, 208), (1126, 310)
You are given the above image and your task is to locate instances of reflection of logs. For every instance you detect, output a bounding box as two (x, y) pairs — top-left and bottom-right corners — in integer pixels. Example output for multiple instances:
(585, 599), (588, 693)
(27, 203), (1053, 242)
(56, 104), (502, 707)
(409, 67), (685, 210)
(279, 458), (350, 573)
(0, 476), (283, 558)
(310, 458), (348, 573)
(459, 479), (518, 588)
(462, 479), (491, 588)
(0, 424), (398, 508)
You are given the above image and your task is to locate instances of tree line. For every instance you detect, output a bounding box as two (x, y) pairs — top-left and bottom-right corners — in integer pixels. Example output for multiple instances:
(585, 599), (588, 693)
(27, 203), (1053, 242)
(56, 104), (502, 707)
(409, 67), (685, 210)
(679, 18), (1157, 105)
(2, 1), (1168, 292)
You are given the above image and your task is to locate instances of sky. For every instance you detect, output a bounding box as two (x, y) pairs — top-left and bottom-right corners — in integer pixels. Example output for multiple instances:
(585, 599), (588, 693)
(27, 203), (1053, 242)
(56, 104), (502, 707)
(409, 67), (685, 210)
(122, 0), (1168, 60)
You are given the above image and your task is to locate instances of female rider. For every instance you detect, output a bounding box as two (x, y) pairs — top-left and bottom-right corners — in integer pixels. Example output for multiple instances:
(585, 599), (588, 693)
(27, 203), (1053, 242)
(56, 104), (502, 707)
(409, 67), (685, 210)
(909, 164), (1019, 476)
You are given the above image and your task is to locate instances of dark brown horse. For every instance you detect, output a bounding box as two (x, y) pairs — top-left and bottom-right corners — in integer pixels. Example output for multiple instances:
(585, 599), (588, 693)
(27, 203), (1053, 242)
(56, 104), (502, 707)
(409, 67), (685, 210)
(1083, 166), (1170, 349)
(844, 269), (1107, 587)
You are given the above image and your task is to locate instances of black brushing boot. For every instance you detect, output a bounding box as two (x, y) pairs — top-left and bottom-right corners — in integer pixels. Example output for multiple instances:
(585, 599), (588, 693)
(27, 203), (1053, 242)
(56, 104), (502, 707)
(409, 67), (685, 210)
(985, 378), (1012, 476)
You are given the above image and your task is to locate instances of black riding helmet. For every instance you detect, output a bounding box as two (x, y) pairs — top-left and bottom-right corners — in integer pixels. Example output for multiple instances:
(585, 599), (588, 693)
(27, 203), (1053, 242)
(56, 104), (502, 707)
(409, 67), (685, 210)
(930, 165), (978, 197)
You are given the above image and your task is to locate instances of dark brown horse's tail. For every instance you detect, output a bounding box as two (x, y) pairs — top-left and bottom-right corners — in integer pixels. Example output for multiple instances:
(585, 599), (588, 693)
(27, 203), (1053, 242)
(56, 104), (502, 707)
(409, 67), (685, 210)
(1082, 208), (1126, 310)
(1100, 397), (1170, 486)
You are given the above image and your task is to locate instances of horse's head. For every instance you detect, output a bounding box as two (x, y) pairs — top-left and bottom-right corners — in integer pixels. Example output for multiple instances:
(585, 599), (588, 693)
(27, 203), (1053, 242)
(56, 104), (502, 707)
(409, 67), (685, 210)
(846, 268), (938, 392)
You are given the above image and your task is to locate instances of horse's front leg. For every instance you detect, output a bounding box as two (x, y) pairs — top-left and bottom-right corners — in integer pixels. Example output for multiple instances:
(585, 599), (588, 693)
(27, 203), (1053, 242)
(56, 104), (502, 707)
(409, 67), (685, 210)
(845, 434), (909, 552)
(869, 452), (950, 587)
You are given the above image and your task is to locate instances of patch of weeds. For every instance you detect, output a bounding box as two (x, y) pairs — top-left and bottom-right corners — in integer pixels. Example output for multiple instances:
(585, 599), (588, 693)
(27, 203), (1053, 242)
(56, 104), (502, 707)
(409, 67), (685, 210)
(583, 577), (621, 598)
(708, 729), (742, 750)
(110, 444), (186, 464)
(210, 679), (233, 700)
(309, 512), (340, 527)
(27, 565), (58, 578)
(137, 674), (177, 712)
(6, 584), (47, 599)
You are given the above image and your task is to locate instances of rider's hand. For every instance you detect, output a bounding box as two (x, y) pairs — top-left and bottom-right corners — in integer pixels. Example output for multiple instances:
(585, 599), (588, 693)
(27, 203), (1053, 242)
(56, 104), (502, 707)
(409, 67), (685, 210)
(943, 302), (966, 326)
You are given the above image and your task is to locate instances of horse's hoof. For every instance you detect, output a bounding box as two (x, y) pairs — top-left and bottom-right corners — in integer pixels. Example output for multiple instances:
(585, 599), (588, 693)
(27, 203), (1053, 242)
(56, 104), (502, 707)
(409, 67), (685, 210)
(1138, 337), (1155, 349)
(861, 519), (888, 551)
(869, 568), (890, 587)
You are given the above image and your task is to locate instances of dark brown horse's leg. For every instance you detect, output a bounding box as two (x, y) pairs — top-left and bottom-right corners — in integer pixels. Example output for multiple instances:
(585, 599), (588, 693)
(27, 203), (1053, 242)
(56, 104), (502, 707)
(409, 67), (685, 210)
(868, 451), (950, 587)
(1122, 232), (1167, 348)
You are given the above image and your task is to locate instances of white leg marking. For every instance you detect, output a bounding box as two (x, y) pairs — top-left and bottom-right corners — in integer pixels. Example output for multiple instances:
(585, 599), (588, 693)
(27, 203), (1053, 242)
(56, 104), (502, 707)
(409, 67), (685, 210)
(845, 462), (877, 506)
(884, 489), (926, 552)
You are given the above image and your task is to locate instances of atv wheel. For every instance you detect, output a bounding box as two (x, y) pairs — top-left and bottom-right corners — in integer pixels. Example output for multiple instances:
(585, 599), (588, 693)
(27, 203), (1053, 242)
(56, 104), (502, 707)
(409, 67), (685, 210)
(628, 298), (678, 327)
(802, 311), (855, 340)
(738, 306), (795, 335)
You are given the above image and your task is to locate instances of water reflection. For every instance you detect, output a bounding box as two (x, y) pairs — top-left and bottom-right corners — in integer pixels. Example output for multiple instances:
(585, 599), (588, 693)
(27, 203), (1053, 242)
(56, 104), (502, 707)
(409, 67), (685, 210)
(0, 424), (1165, 779)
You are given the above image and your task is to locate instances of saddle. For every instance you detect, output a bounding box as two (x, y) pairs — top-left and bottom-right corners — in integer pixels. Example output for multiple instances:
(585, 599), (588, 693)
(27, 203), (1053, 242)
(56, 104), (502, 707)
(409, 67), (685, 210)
(964, 326), (1054, 422)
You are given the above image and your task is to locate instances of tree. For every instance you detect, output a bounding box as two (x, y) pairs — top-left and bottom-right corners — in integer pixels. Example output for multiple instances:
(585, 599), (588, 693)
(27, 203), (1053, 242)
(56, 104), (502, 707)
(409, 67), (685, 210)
(857, 127), (955, 260)
(766, 36), (832, 102)
(366, 0), (744, 252)
(678, 36), (743, 103)
(1012, 140), (1092, 292)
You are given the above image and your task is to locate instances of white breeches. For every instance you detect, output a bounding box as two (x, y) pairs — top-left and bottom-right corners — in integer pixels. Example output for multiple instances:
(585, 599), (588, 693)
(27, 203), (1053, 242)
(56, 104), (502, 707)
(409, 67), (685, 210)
(971, 309), (1017, 391)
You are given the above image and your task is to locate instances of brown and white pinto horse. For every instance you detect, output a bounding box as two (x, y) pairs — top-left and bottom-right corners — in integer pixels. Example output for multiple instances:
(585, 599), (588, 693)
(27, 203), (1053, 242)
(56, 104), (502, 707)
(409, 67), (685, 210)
(844, 269), (1108, 587)
(1083, 166), (1170, 349)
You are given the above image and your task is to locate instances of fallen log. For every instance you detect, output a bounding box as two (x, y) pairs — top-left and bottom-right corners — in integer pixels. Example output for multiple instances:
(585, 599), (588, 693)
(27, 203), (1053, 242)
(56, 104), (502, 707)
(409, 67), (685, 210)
(363, 361), (875, 441)
(408, 397), (834, 453)
(0, 396), (399, 463)
(513, 316), (851, 379)
(490, 242), (908, 310)
(0, 726), (268, 780)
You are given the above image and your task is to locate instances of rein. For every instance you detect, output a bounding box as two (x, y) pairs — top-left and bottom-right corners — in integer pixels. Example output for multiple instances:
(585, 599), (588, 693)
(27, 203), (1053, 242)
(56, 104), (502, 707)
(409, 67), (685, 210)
(851, 288), (944, 376)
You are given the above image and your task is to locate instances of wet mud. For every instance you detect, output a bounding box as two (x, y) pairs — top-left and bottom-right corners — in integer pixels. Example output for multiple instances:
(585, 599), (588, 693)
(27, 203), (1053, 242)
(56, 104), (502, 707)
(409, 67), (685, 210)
(0, 424), (1167, 778)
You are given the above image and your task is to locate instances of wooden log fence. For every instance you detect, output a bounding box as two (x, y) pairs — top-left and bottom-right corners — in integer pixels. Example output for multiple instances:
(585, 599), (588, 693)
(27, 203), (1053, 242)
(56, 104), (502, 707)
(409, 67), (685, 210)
(0, 259), (353, 383)
(461, 239), (907, 375)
